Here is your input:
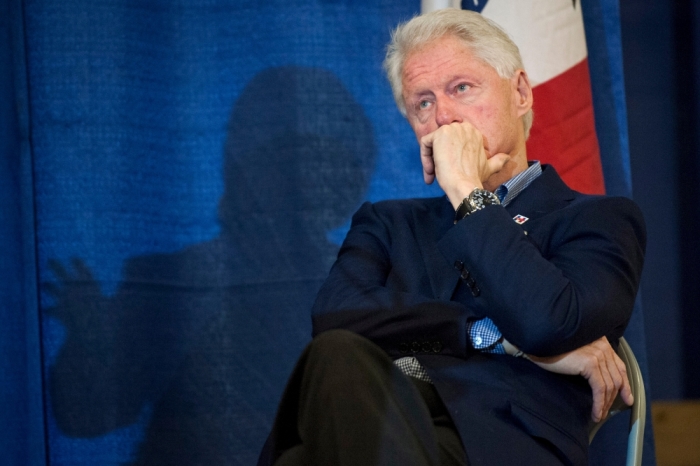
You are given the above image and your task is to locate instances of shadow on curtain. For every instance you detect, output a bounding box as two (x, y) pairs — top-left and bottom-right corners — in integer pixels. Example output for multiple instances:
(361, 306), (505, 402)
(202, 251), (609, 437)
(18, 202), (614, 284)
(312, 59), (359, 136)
(45, 66), (376, 465)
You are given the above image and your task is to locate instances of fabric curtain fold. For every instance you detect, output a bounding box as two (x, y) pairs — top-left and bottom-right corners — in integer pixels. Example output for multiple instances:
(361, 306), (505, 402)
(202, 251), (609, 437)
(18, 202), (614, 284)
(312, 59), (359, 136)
(0, 0), (48, 465)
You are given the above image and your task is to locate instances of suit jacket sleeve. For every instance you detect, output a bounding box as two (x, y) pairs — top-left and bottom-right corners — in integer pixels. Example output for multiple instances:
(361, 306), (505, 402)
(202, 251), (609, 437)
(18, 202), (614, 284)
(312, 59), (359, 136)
(438, 195), (646, 356)
(313, 188), (646, 359)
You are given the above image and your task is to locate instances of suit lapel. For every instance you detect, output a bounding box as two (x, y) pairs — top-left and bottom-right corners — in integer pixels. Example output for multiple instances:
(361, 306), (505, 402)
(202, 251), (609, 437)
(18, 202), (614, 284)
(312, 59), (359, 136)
(412, 197), (462, 301)
(504, 165), (576, 221)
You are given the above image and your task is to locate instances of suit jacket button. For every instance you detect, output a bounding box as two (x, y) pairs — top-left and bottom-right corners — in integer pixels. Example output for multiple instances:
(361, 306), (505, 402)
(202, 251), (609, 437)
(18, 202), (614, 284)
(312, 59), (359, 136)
(454, 260), (464, 271)
(432, 341), (442, 353)
(421, 341), (431, 353)
(411, 341), (421, 353)
(399, 343), (409, 354)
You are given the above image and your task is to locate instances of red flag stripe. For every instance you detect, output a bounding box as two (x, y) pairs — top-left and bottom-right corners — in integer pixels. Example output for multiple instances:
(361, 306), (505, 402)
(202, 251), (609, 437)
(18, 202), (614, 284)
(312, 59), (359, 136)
(527, 58), (605, 194)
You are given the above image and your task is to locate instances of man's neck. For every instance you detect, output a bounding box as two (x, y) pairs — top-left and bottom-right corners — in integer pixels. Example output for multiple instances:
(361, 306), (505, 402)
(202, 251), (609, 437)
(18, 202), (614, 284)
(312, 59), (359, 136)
(483, 152), (529, 192)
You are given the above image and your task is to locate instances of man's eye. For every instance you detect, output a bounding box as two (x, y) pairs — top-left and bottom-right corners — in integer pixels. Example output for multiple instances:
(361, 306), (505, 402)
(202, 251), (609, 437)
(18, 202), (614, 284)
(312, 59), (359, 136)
(457, 83), (469, 92)
(419, 100), (431, 109)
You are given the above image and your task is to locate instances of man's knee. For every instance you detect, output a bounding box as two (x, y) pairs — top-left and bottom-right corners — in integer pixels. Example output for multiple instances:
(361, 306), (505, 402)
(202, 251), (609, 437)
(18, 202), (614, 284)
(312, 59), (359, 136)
(304, 330), (393, 383)
(309, 329), (366, 353)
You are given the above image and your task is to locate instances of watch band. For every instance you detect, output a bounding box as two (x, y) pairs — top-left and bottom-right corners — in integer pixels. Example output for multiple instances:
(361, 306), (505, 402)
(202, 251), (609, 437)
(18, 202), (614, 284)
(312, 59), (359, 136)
(454, 188), (501, 223)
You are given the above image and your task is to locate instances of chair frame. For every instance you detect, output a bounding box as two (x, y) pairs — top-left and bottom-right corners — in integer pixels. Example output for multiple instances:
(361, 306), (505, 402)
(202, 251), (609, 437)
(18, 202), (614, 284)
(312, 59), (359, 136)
(588, 337), (646, 466)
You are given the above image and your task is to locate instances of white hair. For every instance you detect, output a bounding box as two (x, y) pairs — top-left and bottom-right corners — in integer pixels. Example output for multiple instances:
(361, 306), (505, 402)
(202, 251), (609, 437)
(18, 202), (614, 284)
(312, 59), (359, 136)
(383, 8), (533, 138)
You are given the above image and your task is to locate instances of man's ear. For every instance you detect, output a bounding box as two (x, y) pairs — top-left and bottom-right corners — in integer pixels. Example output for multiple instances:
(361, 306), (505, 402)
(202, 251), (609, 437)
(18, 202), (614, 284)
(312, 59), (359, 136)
(512, 70), (533, 117)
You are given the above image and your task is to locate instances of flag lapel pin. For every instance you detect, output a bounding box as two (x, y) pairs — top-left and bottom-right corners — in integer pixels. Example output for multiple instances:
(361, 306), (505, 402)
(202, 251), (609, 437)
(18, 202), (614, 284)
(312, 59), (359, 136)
(513, 215), (529, 225)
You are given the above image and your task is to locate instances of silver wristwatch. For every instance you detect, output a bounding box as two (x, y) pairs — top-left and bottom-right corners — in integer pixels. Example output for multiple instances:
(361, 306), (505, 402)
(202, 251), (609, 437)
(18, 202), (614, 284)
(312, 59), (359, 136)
(454, 188), (501, 223)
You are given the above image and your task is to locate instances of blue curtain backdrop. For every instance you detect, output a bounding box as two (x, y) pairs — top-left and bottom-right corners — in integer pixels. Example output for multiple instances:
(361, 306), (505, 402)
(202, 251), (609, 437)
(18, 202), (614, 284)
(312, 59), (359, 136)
(581, 1), (657, 464)
(1, 0), (655, 464)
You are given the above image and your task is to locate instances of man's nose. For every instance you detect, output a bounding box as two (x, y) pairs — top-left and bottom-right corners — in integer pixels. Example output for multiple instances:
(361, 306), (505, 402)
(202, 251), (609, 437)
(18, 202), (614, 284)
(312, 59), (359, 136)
(435, 98), (462, 127)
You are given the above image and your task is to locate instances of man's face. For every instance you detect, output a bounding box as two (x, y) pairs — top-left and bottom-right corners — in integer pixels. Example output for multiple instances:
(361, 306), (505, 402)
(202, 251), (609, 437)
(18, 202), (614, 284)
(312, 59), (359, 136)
(401, 35), (530, 160)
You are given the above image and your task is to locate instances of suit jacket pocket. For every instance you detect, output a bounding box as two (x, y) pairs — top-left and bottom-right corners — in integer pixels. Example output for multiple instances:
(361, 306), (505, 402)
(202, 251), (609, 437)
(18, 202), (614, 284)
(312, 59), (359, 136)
(508, 400), (588, 466)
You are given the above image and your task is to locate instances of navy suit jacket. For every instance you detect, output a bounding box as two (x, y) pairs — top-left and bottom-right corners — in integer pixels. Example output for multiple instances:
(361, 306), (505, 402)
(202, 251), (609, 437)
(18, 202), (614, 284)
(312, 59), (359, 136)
(312, 165), (646, 465)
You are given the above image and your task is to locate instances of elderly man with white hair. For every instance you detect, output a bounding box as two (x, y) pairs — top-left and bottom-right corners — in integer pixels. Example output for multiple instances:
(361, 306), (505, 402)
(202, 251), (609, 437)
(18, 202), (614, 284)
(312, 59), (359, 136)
(258, 8), (645, 466)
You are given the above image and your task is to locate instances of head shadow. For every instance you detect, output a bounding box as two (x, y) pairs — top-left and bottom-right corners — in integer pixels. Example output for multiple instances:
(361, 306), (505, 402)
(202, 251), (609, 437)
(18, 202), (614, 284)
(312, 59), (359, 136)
(219, 66), (376, 245)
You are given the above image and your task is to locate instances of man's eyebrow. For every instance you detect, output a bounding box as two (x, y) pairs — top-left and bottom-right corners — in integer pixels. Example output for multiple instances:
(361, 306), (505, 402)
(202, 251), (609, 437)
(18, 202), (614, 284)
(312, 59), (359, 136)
(406, 88), (434, 100)
(446, 74), (478, 84)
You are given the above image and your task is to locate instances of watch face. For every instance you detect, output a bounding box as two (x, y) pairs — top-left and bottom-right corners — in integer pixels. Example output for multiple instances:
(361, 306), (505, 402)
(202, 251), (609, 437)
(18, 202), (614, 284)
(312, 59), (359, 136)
(456, 189), (500, 223)
(471, 189), (500, 208)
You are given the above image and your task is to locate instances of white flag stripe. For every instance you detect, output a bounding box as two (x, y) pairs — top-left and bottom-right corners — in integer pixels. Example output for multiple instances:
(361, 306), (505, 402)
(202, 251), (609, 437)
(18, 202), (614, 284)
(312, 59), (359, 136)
(481, 0), (587, 86)
(421, 0), (461, 13)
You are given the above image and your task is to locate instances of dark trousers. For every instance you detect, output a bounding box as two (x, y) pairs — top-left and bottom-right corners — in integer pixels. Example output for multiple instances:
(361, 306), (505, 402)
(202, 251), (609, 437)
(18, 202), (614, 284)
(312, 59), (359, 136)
(258, 329), (468, 466)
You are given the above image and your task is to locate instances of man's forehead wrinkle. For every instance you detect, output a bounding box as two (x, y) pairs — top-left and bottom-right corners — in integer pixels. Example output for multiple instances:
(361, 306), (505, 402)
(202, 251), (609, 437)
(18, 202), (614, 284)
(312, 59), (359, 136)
(403, 56), (470, 95)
